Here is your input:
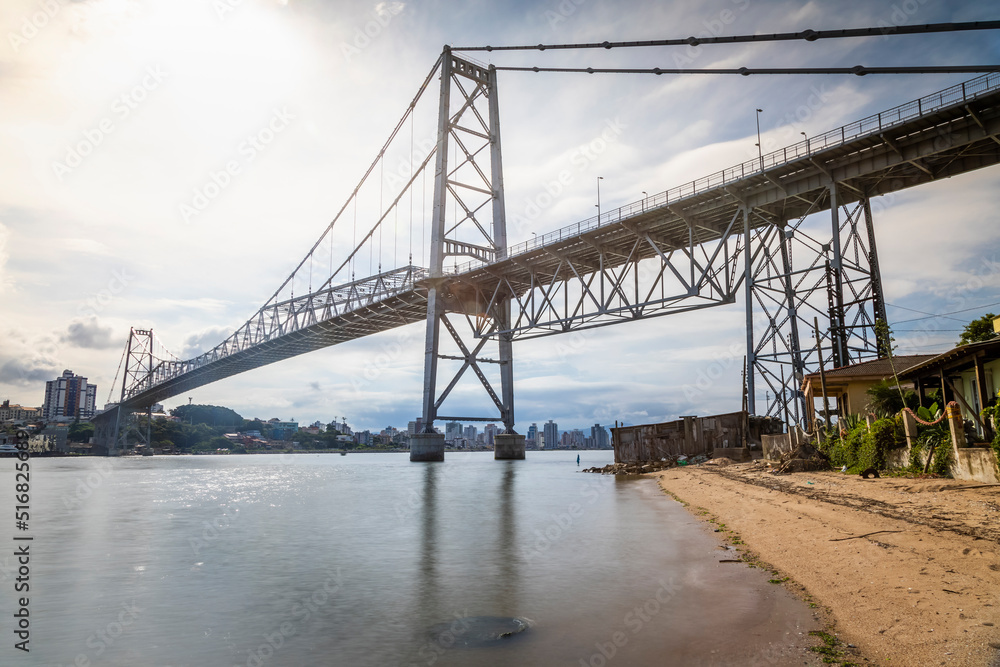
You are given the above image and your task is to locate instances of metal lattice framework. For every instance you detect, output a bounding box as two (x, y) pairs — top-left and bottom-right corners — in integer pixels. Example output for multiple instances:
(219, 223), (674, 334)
(748, 188), (888, 425)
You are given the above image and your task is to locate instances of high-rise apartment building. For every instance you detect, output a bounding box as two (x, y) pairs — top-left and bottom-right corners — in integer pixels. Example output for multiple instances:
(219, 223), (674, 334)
(42, 370), (97, 421)
(543, 420), (558, 450)
(445, 421), (463, 442)
(591, 423), (610, 449)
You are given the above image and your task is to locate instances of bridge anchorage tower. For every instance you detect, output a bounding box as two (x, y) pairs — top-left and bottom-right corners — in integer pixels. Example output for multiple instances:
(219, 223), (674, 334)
(413, 47), (523, 461)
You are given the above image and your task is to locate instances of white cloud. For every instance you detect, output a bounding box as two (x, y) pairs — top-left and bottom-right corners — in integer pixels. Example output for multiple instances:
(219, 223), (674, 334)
(181, 325), (235, 358)
(0, 223), (10, 290)
(60, 316), (120, 349)
(60, 238), (113, 256)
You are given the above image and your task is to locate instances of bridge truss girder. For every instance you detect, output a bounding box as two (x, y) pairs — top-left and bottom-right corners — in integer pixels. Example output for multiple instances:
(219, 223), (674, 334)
(454, 207), (747, 339)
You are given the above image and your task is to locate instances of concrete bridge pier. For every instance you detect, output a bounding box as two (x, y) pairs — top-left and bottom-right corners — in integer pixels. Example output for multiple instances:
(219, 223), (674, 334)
(494, 433), (525, 460)
(410, 432), (445, 462)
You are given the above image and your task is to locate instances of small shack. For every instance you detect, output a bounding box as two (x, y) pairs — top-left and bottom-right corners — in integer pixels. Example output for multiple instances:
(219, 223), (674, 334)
(611, 411), (782, 463)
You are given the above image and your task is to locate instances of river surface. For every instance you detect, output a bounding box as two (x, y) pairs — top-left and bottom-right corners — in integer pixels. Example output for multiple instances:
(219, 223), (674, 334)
(2, 452), (821, 666)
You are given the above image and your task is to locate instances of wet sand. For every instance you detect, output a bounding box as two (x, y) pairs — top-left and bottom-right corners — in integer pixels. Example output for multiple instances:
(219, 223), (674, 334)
(656, 462), (1000, 666)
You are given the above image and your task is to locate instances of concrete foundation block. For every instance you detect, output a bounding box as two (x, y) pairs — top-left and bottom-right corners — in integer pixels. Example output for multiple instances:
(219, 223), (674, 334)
(410, 433), (445, 462)
(494, 433), (526, 460)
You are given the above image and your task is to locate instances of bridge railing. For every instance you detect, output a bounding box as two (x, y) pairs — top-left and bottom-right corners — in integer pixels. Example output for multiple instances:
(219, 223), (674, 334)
(453, 71), (1000, 275)
(123, 266), (427, 401)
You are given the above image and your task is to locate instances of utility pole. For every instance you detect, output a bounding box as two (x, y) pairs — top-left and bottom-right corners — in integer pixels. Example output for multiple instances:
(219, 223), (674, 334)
(814, 317), (831, 436)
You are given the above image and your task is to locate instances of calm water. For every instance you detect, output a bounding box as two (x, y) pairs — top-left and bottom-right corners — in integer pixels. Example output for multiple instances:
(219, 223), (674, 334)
(2, 452), (819, 666)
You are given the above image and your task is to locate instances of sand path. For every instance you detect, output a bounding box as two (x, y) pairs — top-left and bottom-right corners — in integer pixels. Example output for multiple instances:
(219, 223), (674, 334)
(656, 464), (1000, 666)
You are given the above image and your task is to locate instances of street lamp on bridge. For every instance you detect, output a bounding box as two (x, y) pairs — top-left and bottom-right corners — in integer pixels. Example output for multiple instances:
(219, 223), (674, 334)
(755, 108), (764, 172)
(596, 176), (603, 220)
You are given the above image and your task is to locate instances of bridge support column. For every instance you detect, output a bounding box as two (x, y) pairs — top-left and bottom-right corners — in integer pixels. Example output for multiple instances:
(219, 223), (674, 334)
(827, 183), (849, 368)
(415, 49), (518, 460)
(743, 206), (756, 415)
(494, 433), (525, 460)
(410, 432), (445, 462)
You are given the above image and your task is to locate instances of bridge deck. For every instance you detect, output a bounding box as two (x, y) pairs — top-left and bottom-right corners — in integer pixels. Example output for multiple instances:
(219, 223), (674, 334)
(452, 75), (1000, 292)
(97, 288), (428, 418)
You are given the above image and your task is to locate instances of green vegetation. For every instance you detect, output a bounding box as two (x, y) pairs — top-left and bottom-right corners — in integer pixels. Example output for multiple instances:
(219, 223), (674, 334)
(170, 404), (245, 431)
(865, 379), (917, 418)
(67, 421), (94, 443)
(906, 402), (953, 475)
(857, 418), (895, 471)
(871, 319), (909, 417)
(823, 418), (898, 473)
(958, 312), (998, 346)
(980, 390), (1000, 472)
(826, 422), (866, 469)
(129, 403), (400, 453)
(807, 630), (858, 666)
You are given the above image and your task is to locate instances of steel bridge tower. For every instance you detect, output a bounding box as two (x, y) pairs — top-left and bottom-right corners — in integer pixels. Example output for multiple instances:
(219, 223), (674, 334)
(411, 48), (524, 461)
(94, 327), (155, 456)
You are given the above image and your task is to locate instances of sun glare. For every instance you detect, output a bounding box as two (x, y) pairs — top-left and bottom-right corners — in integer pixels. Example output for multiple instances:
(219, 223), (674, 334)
(57, 0), (308, 118)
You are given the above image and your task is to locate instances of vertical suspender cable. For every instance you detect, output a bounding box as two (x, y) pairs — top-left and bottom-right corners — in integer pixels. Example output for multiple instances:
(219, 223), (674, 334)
(352, 196), (357, 281)
(409, 114), (414, 265)
(379, 158), (384, 272)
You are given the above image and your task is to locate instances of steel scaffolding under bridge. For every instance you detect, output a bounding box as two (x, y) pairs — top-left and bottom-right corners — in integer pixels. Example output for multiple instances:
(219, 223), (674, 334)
(92, 47), (1000, 457)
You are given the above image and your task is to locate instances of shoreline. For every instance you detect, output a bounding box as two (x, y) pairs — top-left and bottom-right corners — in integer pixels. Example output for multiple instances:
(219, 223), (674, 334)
(654, 462), (1000, 666)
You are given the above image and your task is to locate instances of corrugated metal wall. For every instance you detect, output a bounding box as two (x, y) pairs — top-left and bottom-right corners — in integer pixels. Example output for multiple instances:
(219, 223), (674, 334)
(611, 412), (782, 462)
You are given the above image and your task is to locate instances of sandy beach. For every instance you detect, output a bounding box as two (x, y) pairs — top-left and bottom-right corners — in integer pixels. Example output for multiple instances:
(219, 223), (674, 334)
(655, 462), (1000, 667)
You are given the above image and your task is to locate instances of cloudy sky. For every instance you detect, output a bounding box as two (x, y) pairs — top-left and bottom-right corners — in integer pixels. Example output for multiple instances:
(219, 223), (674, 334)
(1, 0), (998, 433)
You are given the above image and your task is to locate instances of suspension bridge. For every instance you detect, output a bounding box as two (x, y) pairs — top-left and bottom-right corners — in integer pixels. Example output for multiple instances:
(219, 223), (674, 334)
(93, 25), (1000, 460)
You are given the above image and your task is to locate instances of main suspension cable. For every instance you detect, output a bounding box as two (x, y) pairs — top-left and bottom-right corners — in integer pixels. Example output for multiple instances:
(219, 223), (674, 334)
(495, 65), (1000, 75)
(453, 21), (1000, 52)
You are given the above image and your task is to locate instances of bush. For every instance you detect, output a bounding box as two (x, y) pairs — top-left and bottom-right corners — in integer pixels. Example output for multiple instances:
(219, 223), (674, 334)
(827, 424), (866, 469)
(908, 440), (924, 471)
(930, 440), (954, 476)
(824, 418), (896, 472)
(856, 418), (895, 472)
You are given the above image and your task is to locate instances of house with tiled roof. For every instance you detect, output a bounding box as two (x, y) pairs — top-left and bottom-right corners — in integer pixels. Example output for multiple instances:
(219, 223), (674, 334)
(897, 337), (1000, 443)
(800, 354), (937, 430)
